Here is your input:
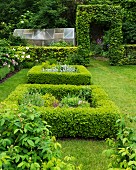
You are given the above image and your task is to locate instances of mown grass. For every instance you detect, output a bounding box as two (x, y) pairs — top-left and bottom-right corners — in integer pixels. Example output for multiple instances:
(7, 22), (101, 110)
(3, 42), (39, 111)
(0, 69), (29, 102)
(0, 60), (136, 170)
(87, 59), (136, 116)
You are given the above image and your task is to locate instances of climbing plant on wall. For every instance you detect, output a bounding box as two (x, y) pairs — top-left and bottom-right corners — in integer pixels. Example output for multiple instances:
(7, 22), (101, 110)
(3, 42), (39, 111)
(76, 4), (124, 65)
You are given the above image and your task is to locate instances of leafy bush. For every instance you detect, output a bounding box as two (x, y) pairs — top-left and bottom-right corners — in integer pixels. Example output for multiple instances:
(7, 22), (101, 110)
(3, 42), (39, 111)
(104, 117), (136, 170)
(0, 105), (81, 170)
(27, 65), (92, 85)
(50, 40), (73, 47)
(0, 46), (19, 70)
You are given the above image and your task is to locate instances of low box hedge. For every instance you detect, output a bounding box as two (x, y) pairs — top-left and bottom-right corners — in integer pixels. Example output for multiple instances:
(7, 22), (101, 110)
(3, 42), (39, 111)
(27, 65), (92, 85)
(4, 84), (120, 139)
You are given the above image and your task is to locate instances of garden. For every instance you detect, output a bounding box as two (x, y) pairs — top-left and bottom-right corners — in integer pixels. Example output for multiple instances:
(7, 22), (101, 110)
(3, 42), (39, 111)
(0, 0), (136, 169)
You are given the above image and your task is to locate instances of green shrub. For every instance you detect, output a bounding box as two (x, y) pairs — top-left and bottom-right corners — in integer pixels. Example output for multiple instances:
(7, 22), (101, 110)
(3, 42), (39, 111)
(0, 105), (81, 169)
(42, 93), (59, 107)
(104, 117), (136, 169)
(27, 65), (92, 85)
(3, 84), (120, 139)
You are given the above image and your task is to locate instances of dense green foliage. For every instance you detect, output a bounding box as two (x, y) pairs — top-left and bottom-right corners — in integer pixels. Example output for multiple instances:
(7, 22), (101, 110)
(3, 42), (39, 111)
(3, 84), (120, 139)
(27, 65), (92, 85)
(12, 46), (78, 65)
(0, 105), (81, 169)
(0, 0), (135, 44)
(76, 4), (124, 65)
(104, 117), (136, 169)
(120, 45), (136, 65)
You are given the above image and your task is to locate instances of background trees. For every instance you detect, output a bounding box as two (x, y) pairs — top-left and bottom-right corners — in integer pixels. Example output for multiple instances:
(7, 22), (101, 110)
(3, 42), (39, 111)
(0, 0), (135, 44)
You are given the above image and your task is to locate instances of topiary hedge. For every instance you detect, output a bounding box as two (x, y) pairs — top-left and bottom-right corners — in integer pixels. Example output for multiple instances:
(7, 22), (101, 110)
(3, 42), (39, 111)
(27, 65), (92, 85)
(4, 84), (120, 139)
(76, 4), (124, 65)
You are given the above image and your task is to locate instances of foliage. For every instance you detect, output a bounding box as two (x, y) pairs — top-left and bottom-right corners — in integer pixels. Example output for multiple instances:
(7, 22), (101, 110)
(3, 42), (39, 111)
(104, 117), (136, 170)
(118, 45), (136, 65)
(20, 91), (45, 107)
(4, 84), (120, 139)
(0, 105), (81, 169)
(60, 94), (90, 108)
(27, 65), (91, 85)
(8, 35), (28, 46)
(76, 4), (124, 65)
(0, 46), (19, 70)
(50, 40), (73, 47)
(31, 0), (67, 29)
(16, 11), (34, 29)
(12, 46), (78, 65)
(42, 93), (59, 107)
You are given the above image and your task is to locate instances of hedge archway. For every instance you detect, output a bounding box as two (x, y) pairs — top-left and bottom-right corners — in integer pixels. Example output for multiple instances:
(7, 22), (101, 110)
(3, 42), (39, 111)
(76, 4), (124, 65)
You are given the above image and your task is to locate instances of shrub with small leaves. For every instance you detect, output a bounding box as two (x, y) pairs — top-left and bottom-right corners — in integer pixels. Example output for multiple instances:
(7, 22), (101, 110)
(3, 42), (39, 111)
(42, 93), (59, 107)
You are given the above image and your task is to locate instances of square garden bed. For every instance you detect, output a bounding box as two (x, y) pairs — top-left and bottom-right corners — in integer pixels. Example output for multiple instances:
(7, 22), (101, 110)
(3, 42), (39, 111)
(27, 65), (92, 85)
(4, 84), (120, 139)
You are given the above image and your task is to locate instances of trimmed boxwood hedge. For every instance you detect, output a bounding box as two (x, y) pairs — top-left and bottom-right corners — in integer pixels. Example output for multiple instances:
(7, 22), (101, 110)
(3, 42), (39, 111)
(27, 65), (92, 85)
(12, 46), (78, 64)
(4, 84), (120, 139)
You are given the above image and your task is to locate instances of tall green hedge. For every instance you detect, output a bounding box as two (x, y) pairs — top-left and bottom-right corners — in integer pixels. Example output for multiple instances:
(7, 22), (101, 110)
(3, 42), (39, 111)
(76, 4), (124, 65)
(12, 46), (78, 65)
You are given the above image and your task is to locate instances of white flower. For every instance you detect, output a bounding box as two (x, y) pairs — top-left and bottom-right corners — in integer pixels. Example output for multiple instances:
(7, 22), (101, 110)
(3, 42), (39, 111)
(21, 56), (24, 58)
(12, 48), (15, 51)
(26, 47), (29, 50)
(22, 52), (25, 55)
(3, 62), (7, 66)
(21, 20), (24, 23)
(26, 55), (30, 58)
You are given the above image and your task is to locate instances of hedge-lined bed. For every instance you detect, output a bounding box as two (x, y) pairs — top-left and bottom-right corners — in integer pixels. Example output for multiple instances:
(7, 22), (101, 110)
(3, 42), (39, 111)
(3, 84), (120, 139)
(27, 65), (92, 85)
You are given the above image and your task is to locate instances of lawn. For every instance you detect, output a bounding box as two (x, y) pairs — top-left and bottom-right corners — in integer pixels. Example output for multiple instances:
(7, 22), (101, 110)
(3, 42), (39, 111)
(0, 69), (29, 102)
(0, 59), (136, 169)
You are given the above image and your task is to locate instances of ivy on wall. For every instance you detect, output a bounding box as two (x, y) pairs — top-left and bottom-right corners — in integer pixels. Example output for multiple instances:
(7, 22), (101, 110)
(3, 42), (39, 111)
(76, 4), (124, 65)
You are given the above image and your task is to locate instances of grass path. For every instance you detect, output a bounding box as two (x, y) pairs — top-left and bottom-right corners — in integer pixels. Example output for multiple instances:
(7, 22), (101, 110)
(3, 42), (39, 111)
(0, 69), (29, 102)
(88, 59), (136, 116)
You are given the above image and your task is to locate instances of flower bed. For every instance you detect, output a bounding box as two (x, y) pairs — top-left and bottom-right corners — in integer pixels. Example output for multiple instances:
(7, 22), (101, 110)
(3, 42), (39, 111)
(4, 84), (120, 139)
(27, 65), (92, 85)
